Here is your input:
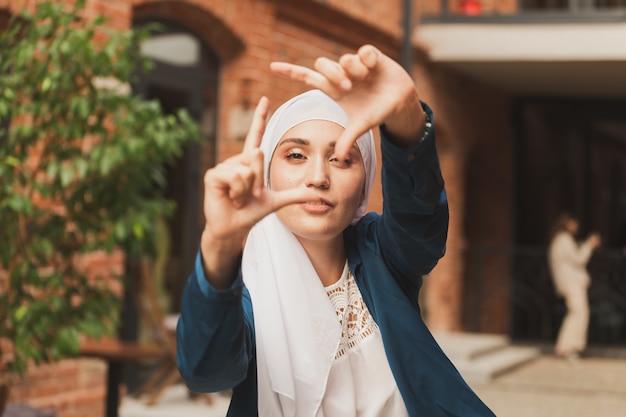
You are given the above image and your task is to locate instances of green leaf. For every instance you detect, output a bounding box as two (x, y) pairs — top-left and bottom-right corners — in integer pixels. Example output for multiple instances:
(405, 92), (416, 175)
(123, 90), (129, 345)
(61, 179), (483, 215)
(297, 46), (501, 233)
(114, 221), (127, 240)
(60, 165), (74, 187)
(52, 327), (80, 358)
(6, 194), (32, 213)
(14, 305), (28, 322)
(4, 156), (20, 166)
(41, 77), (52, 92)
(46, 161), (60, 180)
(3, 88), (15, 100)
(132, 221), (144, 239)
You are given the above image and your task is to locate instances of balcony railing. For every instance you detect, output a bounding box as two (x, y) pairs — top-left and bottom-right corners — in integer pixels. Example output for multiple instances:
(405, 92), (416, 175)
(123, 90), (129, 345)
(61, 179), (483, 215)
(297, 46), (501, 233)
(422, 0), (626, 23)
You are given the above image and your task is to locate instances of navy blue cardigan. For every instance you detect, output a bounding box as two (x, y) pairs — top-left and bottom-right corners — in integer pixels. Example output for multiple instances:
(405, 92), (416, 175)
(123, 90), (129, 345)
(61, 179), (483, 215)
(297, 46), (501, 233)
(176, 106), (496, 417)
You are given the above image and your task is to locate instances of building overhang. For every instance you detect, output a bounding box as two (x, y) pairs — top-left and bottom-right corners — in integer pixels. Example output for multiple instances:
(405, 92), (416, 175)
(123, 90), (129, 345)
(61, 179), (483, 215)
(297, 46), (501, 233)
(415, 22), (626, 97)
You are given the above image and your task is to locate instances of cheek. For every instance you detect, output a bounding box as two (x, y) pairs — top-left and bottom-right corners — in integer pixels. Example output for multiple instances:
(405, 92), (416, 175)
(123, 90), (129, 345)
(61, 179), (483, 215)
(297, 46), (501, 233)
(339, 176), (366, 206)
(269, 164), (297, 191)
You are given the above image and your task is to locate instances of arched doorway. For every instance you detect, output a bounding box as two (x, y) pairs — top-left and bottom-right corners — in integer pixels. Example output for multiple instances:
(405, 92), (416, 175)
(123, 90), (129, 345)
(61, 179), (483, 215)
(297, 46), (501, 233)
(133, 19), (219, 313)
(511, 98), (626, 346)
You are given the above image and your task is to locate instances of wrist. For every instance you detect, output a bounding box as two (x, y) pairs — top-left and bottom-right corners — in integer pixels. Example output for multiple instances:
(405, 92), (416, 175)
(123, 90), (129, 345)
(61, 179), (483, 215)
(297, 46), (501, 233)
(200, 229), (244, 289)
(383, 91), (426, 146)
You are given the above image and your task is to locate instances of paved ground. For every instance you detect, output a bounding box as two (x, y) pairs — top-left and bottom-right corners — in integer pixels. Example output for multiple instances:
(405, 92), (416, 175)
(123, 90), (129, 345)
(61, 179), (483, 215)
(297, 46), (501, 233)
(120, 353), (626, 417)
(472, 355), (626, 417)
(120, 387), (230, 417)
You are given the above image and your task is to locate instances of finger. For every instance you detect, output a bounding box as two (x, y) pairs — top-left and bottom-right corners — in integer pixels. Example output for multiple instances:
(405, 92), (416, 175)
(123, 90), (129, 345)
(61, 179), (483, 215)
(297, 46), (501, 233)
(270, 62), (341, 96)
(270, 62), (317, 83)
(224, 186), (320, 232)
(357, 44), (380, 70)
(266, 185), (321, 213)
(208, 162), (256, 208)
(339, 54), (369, 81)
(314, 57), (351, 90)
(230, 143), (265, 197)
(334, 120), (372, 160)
(227, 165), (256, 208)
(243, 96), (269, 152)
(219, 150), (264, 197)
(246, 147), (265, 197)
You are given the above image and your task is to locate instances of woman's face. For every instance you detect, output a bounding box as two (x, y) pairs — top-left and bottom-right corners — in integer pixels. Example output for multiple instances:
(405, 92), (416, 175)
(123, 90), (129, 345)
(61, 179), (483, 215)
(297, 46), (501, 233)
(268, 120), (366, 244)
(566, 218), (579, 234)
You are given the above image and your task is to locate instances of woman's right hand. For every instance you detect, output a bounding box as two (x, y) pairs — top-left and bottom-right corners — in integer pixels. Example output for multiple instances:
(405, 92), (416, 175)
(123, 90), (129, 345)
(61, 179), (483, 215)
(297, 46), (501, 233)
(586, 232), (602, 250)
(199, 97), (319, 288)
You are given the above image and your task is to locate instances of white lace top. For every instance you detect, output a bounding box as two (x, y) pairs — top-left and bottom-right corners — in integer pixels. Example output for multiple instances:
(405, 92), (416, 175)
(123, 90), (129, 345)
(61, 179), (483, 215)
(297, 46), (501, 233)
(322, 263), (409, 417)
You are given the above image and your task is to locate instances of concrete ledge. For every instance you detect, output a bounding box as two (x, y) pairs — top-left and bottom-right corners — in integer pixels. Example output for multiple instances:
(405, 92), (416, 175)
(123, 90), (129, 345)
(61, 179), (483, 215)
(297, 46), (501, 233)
(433, 332), (541, 384)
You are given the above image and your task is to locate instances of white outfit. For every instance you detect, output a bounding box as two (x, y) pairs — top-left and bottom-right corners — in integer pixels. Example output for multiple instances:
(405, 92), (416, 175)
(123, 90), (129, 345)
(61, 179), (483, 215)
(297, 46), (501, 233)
(322, 263), (409, 417)
(548, 231), (596, 354)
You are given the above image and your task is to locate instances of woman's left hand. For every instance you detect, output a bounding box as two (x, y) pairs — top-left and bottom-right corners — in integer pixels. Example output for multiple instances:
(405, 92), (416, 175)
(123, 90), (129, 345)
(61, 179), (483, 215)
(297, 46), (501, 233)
(270, 44), (426, 159)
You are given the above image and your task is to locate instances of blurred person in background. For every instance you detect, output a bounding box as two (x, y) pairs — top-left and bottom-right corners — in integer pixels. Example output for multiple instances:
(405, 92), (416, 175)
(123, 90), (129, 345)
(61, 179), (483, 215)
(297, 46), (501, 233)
(548, 212), (601, 360)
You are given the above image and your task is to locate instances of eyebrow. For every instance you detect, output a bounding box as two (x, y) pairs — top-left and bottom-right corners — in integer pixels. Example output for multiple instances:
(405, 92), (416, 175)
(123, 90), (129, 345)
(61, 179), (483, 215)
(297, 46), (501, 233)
(277, 137), (358, 151)
(277, 137), (310, 147)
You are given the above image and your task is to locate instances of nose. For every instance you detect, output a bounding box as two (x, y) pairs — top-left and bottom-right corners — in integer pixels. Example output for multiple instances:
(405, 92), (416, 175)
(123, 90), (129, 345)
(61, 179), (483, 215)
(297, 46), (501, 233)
(306, 157), (330, 189)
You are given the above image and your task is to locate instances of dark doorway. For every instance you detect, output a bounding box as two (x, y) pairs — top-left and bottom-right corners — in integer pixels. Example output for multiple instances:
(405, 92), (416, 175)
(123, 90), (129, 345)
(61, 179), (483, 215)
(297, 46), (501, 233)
(511, 98), (626, 346)
(132, 20), (219, 314)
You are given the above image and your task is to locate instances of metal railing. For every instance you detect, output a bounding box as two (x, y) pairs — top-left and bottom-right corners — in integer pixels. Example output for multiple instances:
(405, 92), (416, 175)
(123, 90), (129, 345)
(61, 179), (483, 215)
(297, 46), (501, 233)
(421, 0), (626, 23)
(465, 245), (626, 346)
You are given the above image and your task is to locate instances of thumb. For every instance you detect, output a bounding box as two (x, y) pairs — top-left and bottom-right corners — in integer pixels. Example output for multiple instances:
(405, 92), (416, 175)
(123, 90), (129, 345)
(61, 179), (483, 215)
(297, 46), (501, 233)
(266, 186), (320, 213)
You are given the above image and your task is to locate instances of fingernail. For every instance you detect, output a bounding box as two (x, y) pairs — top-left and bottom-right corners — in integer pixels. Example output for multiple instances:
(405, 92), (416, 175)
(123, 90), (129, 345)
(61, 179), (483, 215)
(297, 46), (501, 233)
(340, 79), (351, 90)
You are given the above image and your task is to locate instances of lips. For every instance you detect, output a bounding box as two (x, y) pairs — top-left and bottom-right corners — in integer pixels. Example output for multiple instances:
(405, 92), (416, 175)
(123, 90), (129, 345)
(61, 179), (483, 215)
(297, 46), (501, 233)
(305, 200), (331, 206)
(300, 198), (333, 212)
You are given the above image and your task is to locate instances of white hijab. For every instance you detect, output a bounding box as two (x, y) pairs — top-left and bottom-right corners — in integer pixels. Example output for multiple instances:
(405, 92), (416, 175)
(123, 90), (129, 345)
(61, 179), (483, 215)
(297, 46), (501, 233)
(242, 90), (376, 417)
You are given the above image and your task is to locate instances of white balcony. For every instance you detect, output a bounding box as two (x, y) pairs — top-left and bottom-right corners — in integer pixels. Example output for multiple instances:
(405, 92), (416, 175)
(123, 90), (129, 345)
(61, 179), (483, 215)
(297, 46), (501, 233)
(415, 21), (626, 96)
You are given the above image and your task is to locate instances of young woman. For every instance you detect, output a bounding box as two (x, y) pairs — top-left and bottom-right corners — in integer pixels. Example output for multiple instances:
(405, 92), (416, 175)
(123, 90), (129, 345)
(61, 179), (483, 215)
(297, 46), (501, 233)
(176, 44), (495, 417)
(548, 213), (601, 359)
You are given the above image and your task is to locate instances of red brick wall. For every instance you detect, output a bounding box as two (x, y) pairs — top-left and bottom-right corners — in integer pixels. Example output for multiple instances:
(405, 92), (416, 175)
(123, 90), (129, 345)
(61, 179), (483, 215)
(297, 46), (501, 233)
(312, 0), (406, 38)
(6, 360), (107, 417)
(0, 0), (517, 414)
(414, 57), (514, 333)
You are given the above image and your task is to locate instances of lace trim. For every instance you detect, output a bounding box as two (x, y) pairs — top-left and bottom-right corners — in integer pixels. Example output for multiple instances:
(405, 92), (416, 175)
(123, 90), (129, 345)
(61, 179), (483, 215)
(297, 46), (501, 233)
(326, 264), (379, 359)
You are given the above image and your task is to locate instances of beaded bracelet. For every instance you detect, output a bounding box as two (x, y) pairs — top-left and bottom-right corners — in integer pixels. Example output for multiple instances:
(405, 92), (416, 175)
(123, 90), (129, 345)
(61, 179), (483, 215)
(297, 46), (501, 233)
(420, 111), (433, 143)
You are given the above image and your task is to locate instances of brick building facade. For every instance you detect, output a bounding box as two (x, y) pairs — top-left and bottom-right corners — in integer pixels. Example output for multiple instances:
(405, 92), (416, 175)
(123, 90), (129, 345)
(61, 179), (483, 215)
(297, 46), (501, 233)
(0, 0), (517, 415)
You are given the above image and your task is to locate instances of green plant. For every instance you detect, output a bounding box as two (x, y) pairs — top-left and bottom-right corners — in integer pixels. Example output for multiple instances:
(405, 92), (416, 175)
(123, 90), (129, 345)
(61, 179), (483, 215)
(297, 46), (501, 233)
(0, 0), (199, 375)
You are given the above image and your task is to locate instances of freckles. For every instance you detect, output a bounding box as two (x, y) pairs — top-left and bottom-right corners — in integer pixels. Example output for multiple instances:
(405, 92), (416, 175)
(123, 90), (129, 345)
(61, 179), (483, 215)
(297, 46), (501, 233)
(273, 173), (298, 190)
(338, 185), (363, 204)
(281, 173), (297, 185)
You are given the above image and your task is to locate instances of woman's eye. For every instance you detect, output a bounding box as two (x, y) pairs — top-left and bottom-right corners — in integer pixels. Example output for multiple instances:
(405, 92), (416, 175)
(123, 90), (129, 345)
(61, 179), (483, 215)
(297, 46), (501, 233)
(330, 157), (353, 167)
(285, 151), (305, 160)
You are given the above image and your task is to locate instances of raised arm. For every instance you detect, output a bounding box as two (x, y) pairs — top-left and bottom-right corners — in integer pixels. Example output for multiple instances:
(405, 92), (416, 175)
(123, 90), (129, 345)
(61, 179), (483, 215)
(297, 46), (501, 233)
(199, 97), (319, 289)
(272, 45), (446, 278)
(178, 97), (321, 392)
(271, 44), (427, 157)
